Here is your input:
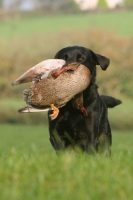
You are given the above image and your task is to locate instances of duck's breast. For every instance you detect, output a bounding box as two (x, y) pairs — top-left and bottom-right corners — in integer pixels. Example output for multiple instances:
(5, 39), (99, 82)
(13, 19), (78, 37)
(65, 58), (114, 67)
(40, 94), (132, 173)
(23, 64), (91, 108)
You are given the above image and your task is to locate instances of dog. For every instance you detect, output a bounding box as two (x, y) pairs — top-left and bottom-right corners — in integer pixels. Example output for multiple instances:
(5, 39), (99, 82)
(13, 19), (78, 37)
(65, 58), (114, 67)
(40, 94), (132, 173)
(48, 46), (121, 155)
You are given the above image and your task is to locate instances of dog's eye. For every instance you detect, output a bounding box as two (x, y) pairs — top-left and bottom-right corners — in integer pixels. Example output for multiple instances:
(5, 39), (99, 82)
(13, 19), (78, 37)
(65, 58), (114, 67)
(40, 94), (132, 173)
(62, 54), (68, 61)
(77, 54), (84, 62)
(78, 57), (83, 61)
(77, 57), (84, 62)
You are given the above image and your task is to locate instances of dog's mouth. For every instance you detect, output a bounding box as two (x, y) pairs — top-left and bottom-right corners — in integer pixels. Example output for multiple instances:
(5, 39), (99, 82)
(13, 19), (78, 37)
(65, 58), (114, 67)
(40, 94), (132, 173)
(52, 62), (80, 78)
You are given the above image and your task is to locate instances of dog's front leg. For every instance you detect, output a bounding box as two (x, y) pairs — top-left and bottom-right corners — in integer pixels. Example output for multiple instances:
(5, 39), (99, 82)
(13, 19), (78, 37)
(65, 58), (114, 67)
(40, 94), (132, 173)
(97, 120), (112, 156)
(49, 129), (66, 151)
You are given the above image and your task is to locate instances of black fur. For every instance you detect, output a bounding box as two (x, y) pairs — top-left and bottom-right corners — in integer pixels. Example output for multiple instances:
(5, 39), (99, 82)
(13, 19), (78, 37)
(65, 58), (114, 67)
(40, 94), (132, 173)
(48, 46), (121, 155)
(101, 95), (121, 108)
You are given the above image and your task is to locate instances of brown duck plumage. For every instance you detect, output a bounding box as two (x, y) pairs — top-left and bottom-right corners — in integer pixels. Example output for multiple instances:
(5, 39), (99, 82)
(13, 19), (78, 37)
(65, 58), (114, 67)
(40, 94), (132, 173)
(12, 59), (91, 120)
(23, 63), (90, 110)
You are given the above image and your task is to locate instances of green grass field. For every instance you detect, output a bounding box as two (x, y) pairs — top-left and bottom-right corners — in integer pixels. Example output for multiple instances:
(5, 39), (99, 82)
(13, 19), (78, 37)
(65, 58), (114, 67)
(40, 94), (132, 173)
(1, 11), (133, 41)
(0, 124), (133, 200)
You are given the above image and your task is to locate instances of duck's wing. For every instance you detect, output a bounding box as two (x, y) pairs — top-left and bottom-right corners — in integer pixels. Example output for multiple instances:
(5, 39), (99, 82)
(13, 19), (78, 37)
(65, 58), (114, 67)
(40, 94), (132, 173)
(18, 106), (53, 113)
(11, 59), (65, 86)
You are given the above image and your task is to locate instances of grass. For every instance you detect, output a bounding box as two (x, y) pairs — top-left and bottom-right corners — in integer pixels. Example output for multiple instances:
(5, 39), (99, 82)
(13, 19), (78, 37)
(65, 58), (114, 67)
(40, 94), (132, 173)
(1, 11), (133, 41)
(108, 98), (133, 130)
(0, 124), (51, 153)
(0, 124), (133, 200)
(0, 124), (132, 154)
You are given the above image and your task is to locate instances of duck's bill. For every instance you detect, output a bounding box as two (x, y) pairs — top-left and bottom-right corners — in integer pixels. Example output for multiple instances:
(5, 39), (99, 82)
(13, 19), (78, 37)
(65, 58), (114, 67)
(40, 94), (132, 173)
(18, 106), (53, 113)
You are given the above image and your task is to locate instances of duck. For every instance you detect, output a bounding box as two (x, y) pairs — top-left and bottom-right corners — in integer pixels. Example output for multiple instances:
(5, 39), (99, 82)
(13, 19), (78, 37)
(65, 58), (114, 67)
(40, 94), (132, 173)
(12, 59), (91, 120)
(11, 59), (66, 85)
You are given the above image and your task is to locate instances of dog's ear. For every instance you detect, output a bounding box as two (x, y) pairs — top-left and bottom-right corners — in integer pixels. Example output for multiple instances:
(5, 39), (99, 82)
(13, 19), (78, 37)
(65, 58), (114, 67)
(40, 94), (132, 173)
(90, 50), (110, 70)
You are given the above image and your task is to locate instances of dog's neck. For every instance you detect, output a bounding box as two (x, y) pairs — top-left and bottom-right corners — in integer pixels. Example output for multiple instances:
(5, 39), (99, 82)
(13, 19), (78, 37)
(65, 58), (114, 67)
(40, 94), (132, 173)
(83, 83), (99, 106)
(90, 67), (97, 85)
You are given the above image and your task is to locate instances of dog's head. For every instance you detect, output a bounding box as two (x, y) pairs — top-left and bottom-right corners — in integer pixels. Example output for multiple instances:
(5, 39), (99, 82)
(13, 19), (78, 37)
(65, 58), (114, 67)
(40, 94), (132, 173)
(54, 46), (110, 80)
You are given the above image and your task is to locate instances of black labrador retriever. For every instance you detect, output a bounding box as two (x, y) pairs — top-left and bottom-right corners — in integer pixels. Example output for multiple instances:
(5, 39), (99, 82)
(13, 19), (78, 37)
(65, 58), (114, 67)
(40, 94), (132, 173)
(48, 46), (121, 155)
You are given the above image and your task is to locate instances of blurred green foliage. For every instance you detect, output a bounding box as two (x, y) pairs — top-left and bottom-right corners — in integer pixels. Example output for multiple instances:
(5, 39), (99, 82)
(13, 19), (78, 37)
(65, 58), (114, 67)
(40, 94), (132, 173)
(126, 0), (133, 6)
(98, 0), (107, 8)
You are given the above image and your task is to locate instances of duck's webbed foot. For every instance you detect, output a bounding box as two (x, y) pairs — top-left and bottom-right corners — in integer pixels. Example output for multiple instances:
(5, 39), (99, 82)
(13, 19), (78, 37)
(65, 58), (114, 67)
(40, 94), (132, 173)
(49, 104), (59, 120)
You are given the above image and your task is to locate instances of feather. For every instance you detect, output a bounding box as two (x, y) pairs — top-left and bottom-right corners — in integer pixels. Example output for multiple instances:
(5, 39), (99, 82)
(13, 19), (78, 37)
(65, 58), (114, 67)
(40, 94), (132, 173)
(11, 59), (66, 86)
(18, 106), (53, 113)
(22, 63), (91, 109)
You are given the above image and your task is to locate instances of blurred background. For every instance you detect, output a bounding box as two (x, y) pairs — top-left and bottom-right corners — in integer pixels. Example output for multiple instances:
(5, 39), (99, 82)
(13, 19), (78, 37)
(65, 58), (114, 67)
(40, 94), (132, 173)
(0, 2), (133, 199)
(0, 0), (133, 130)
